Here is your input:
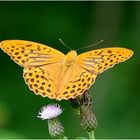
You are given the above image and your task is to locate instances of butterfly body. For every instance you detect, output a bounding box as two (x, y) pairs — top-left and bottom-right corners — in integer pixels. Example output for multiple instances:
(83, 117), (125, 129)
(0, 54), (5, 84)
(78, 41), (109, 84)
(0, 40), (133, 100)
(64, 50), (77, 67)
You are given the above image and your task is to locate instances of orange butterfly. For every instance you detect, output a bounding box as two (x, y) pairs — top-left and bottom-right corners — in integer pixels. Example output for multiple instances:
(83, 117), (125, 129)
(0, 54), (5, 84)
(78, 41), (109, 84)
(0, 40), (133, 100)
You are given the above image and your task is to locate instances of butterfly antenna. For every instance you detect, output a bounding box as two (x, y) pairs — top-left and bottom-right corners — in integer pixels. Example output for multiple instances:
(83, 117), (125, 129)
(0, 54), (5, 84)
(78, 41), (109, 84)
(76, 40), (104, 51)
(59, 38), (72, 51)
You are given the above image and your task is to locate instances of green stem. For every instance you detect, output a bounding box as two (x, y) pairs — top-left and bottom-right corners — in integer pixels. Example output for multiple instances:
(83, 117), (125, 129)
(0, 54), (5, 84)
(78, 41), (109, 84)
(58, 135), (68, 140)
(87, 130), (95, 139)
(63, 136), (68, 140)
(62, 136), (68, 139)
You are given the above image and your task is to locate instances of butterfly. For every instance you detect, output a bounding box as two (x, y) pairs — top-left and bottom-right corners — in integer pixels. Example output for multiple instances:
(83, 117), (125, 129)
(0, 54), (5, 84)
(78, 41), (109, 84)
(0, 40), (133, 100)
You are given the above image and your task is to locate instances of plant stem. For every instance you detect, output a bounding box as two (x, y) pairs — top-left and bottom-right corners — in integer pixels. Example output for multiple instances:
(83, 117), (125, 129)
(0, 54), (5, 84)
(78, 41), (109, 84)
(62, 136), (68, 139)
(87, 130), (95, 139)
(58, 135), (68, 140)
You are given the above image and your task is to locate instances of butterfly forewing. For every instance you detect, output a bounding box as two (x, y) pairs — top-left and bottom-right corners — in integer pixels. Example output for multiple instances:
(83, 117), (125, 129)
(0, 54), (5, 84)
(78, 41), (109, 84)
(76, 48), (133, 74)
(0, 40), (65, 67)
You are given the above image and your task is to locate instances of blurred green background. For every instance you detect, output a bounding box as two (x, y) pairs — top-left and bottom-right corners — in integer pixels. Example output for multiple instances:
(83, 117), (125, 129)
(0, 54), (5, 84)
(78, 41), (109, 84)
(0, 1), (139, 139)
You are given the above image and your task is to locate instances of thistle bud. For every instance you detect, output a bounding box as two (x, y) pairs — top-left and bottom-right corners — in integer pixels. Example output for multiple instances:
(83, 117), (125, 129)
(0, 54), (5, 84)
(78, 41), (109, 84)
(48, 117), (64, 137)
(80, 104), (97, 131)
(79, 90), (97, 131)
(71, 90), (97, 131)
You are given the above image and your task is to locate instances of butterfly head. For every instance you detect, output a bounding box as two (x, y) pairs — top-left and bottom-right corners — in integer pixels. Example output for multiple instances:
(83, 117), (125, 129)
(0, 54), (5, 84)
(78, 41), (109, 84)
(64, 50), (77, 66)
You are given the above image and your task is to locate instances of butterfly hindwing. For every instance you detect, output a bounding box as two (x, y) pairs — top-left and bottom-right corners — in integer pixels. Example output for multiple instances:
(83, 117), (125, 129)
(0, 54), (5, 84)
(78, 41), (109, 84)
(58, 70), (97, 100)
(0, 40), (65, 67)
(77, 47), (133, 74)
(23, 67), (56, 99)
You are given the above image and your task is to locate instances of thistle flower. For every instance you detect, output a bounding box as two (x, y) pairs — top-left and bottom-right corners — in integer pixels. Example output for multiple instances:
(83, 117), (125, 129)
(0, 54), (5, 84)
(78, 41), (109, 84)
(37, 104), (65, 138)
(37, 104), (63, 120)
